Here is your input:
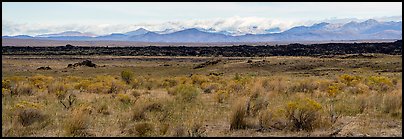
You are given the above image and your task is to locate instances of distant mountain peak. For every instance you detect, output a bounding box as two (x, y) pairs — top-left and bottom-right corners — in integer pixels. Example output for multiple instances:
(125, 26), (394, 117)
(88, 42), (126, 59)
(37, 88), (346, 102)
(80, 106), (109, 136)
(363, 19), (378, 23)
(185, 28), (201, 32)
(314, 22), (330, 26)
(124, 28), (150, 36)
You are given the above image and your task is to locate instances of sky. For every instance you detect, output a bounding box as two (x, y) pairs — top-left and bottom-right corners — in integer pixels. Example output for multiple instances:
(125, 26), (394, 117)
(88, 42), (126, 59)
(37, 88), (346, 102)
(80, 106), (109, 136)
(2, 2), (402, 36)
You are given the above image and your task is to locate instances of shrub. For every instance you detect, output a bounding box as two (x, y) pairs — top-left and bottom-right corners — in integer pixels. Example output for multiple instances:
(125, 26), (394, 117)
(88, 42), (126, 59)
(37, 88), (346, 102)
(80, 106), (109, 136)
(29, 75), (54, 90)
(131, 90), (141, 98)
(108, 81), (127, 94)
(367, 76), (393, 92)
(132, 106), (147, 122)
(382, 91), (402, 118)
(143, 78), (158, 90)
(2, 79), (11, 89)
(168, 84), (200, 103)
(87, 82), (108, 94)
(214, 90), (229, 104)
(2, 88), (11, 96)
(229, 99), (248, 130)
(74, 79), (92, 90)
(288, 79), (318, 93)
(131, 78), (142, 89)
(48, 81), (68, 98)
(97, 103), (110, 115)
(117, 93), (131, 104)
(59, 93), (77, 110)
(339, 74), (362, 86)
(17, 108), (47, 127)
(121, 69), (135, 84)
(259, 107), (287, 130)
(11, 82), (34, 96)
(134, 122), (154, 137)
(15, 101), (42, 109)
(191, 74), (210, 86)
(285, 97), (322, 131)
(227, 81), (245, 94)
(334, 96), (365, 116)
(161, 78), (178, 88)
(201, 82), (220, 94)
(132, 101), (164, 122)
(247, 92), (269, 116)
(158, 123), (170, 136)
(64, 109), (92, 137)
(327, 83), (343, 98)
(187, 121), (206, 137)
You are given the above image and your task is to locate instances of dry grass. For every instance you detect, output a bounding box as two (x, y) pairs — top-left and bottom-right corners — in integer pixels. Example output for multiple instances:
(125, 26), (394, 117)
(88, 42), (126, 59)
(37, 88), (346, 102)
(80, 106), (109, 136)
(2, 55), (402, 137)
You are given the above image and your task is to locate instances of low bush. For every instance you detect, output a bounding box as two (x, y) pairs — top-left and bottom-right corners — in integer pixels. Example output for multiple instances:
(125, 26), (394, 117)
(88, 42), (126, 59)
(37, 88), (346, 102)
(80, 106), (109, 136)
(285, 97), (322, 131)
(17, 108), (47, 127)
(168, 84), (200, 103)
(247, 92), (268, 116)
(382, 91), (402, 118)
(117, 93), (131, 104)
(187, 121), (206, 137)
(121, 69), (135, 84)
(2, 79), (11, 89)
(214, 90), (229, 104)
(64, 109), (92, 137)
(259, 107), (287, 130)
(229, 99), (248, 130)
(134, 122), (154, 137)
(11, 82), (34, 96)
(339, 74), (362, 86)
(367, 76), (394, 92)
(191, 74), (210, 86)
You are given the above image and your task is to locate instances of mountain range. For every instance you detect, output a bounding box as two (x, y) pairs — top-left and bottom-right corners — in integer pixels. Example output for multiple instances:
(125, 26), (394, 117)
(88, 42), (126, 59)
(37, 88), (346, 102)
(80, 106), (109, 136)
(2, 19), (402, 43)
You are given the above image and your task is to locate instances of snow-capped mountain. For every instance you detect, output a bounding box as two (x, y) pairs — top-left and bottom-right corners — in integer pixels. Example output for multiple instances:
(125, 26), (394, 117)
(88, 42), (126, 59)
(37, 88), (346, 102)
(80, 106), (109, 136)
(124, 28), (150, 36)
(3, 19), (402, 43)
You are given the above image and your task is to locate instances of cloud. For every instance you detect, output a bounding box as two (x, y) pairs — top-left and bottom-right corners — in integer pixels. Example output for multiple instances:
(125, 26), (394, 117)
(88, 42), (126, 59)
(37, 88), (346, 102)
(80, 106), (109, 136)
(2, 16), (402, 36)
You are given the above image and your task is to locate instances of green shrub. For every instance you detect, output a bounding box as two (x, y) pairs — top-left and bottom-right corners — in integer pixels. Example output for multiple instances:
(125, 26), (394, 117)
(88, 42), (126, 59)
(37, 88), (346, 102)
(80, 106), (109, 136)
(168, 84), (200, 103)
(121, 69), (135, 84)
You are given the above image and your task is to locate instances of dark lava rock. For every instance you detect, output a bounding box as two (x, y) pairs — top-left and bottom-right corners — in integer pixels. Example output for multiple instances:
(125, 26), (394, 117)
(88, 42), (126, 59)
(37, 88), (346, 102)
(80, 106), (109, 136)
(67, 60), (97, 68)
(37, 66), (52, 70)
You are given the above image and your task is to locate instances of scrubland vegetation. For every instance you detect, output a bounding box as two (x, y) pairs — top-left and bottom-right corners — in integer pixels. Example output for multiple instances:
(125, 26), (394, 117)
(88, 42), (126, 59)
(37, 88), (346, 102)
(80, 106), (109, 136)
(2, 54), (402, 137)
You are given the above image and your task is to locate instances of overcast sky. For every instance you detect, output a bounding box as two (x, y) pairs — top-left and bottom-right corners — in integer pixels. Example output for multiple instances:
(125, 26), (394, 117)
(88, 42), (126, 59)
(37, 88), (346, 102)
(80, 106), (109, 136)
(2, 2), (402, 36)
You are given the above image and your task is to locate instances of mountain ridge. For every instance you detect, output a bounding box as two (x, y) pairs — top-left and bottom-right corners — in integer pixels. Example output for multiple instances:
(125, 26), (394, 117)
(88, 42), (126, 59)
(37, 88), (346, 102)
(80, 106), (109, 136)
(3, 19), (402, 42)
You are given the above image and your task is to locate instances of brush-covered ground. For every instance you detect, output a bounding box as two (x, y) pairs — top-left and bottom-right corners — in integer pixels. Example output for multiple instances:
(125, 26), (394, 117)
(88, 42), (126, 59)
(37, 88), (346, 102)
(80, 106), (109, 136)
(2, 54), (402, 137)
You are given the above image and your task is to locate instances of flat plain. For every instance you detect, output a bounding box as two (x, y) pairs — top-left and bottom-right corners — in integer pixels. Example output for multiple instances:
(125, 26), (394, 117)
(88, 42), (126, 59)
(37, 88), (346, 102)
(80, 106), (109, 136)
(2, 52), (402, 137)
